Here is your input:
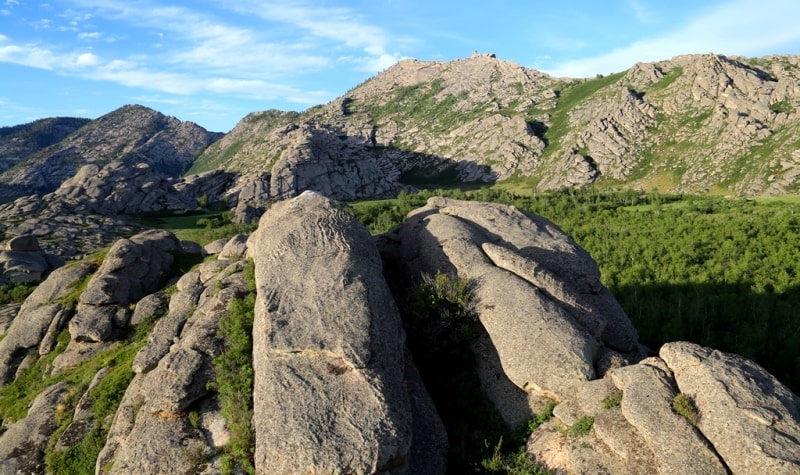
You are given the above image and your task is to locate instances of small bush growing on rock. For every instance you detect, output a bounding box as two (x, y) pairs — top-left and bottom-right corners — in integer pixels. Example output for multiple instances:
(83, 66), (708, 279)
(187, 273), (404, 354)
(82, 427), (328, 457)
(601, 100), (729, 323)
(482, 436), (553, 474)
(568, 416), (595, 436)
(602, 390), (623, 409)
(672, 393), (699, 425)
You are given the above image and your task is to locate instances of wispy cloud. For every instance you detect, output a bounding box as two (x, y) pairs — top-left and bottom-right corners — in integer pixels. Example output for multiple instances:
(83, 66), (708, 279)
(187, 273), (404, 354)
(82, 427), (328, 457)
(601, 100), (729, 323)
(544, 0), (800, 77)
(627, 0), (657, 24)
(220, 0), (407, 72)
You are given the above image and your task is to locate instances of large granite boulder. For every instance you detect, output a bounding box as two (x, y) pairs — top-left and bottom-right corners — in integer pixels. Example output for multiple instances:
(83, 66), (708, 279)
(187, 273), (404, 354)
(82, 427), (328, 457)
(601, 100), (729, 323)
(380, 197), (642, 425)
(248, 191), (443, 474)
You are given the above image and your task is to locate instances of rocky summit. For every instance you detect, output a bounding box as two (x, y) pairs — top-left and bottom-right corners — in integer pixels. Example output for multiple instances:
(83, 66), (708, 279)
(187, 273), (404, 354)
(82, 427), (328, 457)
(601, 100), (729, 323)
(0, 194), (798, 474)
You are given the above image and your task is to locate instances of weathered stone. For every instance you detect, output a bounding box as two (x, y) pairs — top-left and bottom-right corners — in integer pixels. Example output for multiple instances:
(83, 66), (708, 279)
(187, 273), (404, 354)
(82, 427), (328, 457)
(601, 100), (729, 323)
(0, 263), (91, 385)
(218, 234), (248, 260)
(610, 357), (727, 474)
(661, 341), (800, 474)
(0, 382), (67, 474)
(387, 197), (637, 401)
(250, 191), (414, 474)
(6, 235), (40, 252)
(130, 292), (169, 326)
(141, 347), (207, 415)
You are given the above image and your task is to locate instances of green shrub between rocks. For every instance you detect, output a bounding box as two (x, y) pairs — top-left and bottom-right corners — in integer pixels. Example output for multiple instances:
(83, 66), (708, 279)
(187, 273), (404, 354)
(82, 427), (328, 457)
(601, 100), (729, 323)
(401, 271), (552, 473)
(0, 282), (37, 305)
(208, 259), (256, 475)
(567, 415), (595, 436)
(672, 393), (699, 426)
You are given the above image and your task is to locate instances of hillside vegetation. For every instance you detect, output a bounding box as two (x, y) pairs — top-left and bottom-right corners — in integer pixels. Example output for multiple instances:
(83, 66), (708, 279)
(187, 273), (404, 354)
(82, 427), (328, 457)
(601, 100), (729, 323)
(349, 188), (800, 393)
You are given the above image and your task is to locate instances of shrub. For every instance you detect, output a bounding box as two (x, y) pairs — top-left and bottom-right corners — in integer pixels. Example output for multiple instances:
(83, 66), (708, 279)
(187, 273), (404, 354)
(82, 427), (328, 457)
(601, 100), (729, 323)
(0, 282), (37, 305)
(672, 393), (699, 425)
(208, 260), (256, 475)
(602, 390), (623, 409)
(568, 416), (595, 436)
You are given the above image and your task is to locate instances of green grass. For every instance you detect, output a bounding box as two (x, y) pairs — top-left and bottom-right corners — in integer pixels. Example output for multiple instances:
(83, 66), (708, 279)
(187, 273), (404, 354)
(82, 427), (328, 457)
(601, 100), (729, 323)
(131, 207), (258, 245)
(539, 72), (627, 159)
(602, 391), (623, 409)
(647, 67), (684, 94)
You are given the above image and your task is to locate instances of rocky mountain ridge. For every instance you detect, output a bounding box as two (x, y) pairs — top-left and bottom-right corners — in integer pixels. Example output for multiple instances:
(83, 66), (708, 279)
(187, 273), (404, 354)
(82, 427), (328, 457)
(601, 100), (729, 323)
(0, 105), (222, 203)
(193, 52), (800, 197)
(0, 194), (798, 473)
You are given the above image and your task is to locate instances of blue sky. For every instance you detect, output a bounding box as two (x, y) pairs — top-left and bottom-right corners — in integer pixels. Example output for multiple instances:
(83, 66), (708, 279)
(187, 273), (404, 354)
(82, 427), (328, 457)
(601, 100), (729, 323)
(1, 0), (799, 132)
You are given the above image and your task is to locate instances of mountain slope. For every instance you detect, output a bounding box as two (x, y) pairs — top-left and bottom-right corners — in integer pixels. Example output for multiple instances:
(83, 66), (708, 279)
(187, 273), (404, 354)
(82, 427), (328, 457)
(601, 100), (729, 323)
(194, 52), (800, 197)
(0, 105), (223, 202)
(0, 117), (90, 175)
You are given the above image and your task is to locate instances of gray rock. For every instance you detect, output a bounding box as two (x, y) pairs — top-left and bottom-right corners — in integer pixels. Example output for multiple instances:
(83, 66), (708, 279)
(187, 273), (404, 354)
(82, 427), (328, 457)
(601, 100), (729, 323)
(202, 238), (228, 255)
(0, 263), (92, 386)
(250, 191), (414, 474)
(218, 234), (248, 260)
(661, 341), (800, 474)
(0, 382), (67, 474)
(387, 197), (637, 402)
(610, 357), (727, 474)
(130, 292), (169, 326)
(6, 235), (40, 251)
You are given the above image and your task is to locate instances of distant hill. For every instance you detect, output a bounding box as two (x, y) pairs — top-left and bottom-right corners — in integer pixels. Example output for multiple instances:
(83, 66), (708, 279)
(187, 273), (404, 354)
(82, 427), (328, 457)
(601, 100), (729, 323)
(0, 117), (90, 175)
(192, 52), (800, 197)
(0, 105), (222, 202)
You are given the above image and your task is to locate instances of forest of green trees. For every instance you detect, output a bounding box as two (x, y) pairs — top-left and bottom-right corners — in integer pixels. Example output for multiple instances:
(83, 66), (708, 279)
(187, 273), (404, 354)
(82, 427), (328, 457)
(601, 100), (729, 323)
(349, 188), (800, 394)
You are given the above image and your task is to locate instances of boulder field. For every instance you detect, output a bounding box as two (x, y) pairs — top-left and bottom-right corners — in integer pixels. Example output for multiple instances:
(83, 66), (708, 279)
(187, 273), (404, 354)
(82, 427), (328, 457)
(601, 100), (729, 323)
(0, 192), (798, 474)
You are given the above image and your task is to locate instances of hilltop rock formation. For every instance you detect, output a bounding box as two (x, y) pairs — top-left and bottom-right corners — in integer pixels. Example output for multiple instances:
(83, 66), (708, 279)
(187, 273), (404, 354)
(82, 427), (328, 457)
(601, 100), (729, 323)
(0, 195), (799, 473)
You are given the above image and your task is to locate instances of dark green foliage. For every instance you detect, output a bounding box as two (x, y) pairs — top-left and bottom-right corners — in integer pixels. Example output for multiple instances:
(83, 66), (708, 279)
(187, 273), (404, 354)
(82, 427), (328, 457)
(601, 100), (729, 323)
(352, 187), (800, 394)
(400, 271), (552, 472)
(209, 259), (256, 475)
(0, 282), (36, 305)
(46, 424), (107, 475)
(401, 271), (502, 471)
(482, 403), (556, 474)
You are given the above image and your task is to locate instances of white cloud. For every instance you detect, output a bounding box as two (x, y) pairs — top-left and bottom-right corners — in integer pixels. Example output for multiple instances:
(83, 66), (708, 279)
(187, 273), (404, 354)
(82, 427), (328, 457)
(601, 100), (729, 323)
(543, 0), (800, 77)
(222, 0), (406, 72)
(0, 38), (57, 69)
(75, 52), (99, 66)
(627, 0), (656, 24)
(78, 31), (100, 40)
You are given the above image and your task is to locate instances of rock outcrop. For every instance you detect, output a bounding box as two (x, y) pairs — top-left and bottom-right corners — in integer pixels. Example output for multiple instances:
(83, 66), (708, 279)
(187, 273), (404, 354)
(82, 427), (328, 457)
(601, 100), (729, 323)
(0, 235), (58, 285)
(380, 197), (642, 425)
(248, 191), (444, 474)
(192, 53), (800, 199)
(0, 196), (799, 473)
